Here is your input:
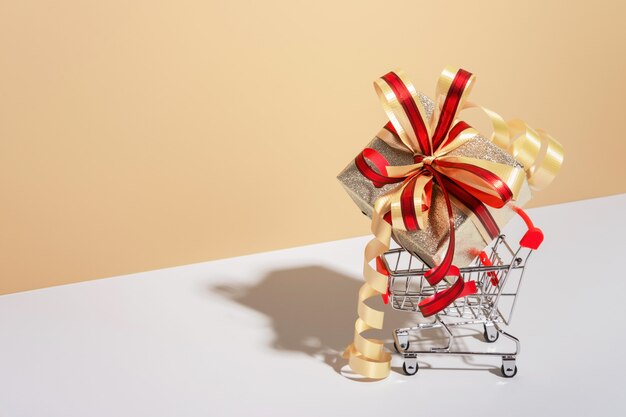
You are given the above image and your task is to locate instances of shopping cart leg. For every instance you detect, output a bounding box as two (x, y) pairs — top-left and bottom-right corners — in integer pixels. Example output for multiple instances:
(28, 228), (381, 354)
(394, 330), (410, 352)
(483, 322), (499, 343)
(430, 319), (453, 352)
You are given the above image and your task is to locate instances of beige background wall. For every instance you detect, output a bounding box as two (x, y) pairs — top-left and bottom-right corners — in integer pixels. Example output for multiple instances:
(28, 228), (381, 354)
(1, 1), (625, 294)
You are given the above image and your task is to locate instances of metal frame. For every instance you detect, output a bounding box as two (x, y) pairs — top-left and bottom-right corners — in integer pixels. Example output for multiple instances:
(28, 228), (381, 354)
(383, 234), (534, 377)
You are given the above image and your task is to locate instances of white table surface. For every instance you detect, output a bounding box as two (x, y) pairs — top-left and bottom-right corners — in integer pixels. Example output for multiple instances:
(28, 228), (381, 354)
(1, 194), (625, 417)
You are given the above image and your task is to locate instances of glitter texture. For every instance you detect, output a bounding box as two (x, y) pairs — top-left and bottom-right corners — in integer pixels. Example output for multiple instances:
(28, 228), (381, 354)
(337, 92), (530, 267)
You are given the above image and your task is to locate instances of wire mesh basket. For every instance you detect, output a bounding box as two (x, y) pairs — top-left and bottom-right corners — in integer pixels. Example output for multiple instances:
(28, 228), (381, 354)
(381, 214), (543, 378)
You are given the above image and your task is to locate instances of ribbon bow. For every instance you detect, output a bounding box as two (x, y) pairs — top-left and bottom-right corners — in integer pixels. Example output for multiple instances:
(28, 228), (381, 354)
(357, 68), (526, 290)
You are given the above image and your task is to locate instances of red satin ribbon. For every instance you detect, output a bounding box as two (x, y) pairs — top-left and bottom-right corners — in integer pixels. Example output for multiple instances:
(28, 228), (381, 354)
(382, 72), (432, 155)
(376, 256), (391, 305)
(355, 69), (516, 316)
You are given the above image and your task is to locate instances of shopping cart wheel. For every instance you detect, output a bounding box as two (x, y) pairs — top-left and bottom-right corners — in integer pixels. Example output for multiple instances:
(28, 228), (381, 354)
(501, 357), (517, 378)
(394, 341), (410, 352)
(483, 323), (499, 343)
(402, 358), (419, 376)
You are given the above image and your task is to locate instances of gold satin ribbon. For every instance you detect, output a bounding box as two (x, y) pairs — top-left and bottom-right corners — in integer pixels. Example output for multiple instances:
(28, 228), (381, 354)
(342, 193), (394, 379)
(344, 68), (564, 380)
(463, 102), (564, 191)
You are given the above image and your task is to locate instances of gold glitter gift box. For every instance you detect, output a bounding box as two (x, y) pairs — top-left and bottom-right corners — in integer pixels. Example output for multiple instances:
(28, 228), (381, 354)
(337, 91), (531, 268)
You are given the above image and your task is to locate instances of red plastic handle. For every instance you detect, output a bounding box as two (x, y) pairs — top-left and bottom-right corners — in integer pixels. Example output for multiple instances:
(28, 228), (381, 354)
(512, 206), (544, 250)
(376, 256), (391, 304)
(478, 251), (499, 286)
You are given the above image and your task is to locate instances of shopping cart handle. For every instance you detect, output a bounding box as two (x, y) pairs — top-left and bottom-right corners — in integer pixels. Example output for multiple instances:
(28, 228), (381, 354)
(520, 228), (544, 250)
(513, 206), (544, 250)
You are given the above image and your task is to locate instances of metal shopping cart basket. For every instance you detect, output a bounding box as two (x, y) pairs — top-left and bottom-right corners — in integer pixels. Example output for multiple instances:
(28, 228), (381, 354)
(381, 211), (543, 378)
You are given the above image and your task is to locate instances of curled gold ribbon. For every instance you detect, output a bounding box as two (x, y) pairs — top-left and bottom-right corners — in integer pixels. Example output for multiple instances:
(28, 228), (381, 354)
(463, 103), (564, 191)
(344, 68), (564, 380)
(343, 194), (394, 379)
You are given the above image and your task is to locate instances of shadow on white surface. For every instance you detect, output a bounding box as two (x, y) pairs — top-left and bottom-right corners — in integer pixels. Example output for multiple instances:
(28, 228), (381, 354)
(211, 265), (506, 380)
(212, 266), (413, 376)
(212, 266), (363, 375)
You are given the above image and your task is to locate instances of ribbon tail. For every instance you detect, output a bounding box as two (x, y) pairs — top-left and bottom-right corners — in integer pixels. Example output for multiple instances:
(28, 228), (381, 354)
(507, 119), (564, 191)
(420, 170), (486, 315)
(355, 148), (406, 188)
(344, 195), (393, 379)
(419, 271), (478, 317)
(423, 170), (456, 286)
(459, 103), (564, 192)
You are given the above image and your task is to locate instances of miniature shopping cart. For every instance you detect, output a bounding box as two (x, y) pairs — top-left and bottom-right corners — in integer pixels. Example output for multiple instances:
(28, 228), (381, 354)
(382, 211), (543, 378)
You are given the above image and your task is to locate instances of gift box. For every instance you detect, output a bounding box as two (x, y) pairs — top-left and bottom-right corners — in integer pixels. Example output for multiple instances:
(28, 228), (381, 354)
(338, 93), (531, 268)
